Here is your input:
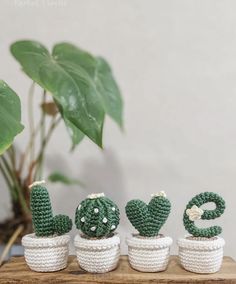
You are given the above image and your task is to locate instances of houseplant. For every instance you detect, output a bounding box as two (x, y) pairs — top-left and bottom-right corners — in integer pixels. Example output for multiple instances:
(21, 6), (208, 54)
(125, 191), (172, 272)
(22, 180), (72, 272)
(74, 193), (120, 273)
(0, 40), (123, 254)
(177, 192), (226, 274)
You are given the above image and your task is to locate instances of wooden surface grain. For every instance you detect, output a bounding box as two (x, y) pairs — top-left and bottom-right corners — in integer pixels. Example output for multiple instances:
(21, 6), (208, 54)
(0, 256), (236, 284)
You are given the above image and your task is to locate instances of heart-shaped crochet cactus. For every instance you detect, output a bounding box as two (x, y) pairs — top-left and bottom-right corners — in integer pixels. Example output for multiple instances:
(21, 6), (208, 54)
(125, 192), (171, 237)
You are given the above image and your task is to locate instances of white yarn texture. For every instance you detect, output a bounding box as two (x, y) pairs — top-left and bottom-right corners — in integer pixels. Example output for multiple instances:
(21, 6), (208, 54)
(178, 236), (225, 274)
(74, 234), (120, 273)
(126, 235), (173, 272)
(22, 233), (70, 272)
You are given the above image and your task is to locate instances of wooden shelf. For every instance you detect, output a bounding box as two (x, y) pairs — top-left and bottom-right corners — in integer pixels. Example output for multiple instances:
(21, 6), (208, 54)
(0, 256), (236, 283)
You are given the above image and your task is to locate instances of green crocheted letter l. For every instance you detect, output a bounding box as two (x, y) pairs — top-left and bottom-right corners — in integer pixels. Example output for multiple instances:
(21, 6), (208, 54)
(30, 182), (54, 237)
(30, 181), (72, 237)
(183, 192), (226, 238)
(75, 193), (120, 238)
(125, 192), (171, 237)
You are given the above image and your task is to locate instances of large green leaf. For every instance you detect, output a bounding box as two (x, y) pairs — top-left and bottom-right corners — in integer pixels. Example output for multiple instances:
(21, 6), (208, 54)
(64, 118), (84, 150)
(53, 43), (123, 127)
(0, 80), (24, 155)
(95, 57), (123, 127)
(11, 40), (104, 147)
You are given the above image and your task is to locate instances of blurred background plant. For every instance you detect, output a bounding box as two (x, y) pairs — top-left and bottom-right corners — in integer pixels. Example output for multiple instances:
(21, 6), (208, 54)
(0, 40), (123, 255)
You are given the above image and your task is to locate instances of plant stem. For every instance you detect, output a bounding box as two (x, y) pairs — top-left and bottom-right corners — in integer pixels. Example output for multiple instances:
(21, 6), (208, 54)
(0, 160), (17, 201)
(0, 155), (30, 215)
(37, 90), (46, 179)
(18, 122), (41, 175)
(28, 82), (35, 166)
(34, 116), (61, 180)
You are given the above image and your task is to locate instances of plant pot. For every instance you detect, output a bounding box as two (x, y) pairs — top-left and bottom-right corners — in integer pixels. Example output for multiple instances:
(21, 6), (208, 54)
(177, 236), (225, 274)
(22, 233), (70, 272)
(126, 234), (173, 272)
(74, 233), (120, 273)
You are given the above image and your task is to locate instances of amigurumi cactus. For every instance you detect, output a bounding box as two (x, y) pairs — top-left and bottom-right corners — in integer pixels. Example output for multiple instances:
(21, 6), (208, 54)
(183, 192), (226, 238)
(75, 193), (120, 238)
(30, 181), (72, 237)
(125, 191), (171, 237)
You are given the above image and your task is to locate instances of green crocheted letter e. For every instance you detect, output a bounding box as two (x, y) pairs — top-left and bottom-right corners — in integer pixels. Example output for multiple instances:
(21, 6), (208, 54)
(30, 181), (54, 237)
(183, 192), (226, 238)
(125, 192), (171, 237)
(30, 181), (72, 237)
(53, 215), (72, 235)
(75, 193), (120, 238)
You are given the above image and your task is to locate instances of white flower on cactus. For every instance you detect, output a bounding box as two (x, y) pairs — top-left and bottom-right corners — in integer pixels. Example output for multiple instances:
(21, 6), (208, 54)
(81, 217), (85, 222)
(90, 226), (96, 231)
(111, 225), (116, 230)
(87, 192), (105, 199)
(94, 208), (99, 213)
(29, 180), (46, 189)
(103, 217), (108, 223)
(111, 207), (116, 211)
(186, 205), (204, 221)
(77, 204), (81, 210)
(151, 191), (167, 198)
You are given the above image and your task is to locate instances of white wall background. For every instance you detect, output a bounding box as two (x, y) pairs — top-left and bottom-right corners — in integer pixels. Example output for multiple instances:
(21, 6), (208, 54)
(0, 0), (236, 258)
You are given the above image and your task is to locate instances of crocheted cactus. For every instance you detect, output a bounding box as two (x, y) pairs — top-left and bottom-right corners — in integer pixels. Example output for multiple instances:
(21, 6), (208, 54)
(75, 193), (120, 238)
(183, 192), (225, 238)
(125, 191), (171, 237)
(30, 181), (72, 237)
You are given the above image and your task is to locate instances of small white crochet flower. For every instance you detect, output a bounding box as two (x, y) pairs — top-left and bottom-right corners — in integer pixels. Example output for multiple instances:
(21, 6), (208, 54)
(90, 226), (96, 231)
(111, 207), (116, 211)
(81, 217), (85, 222)
(151, 191), (167, 198)
(94, 208), (99, 213)
(87, 193), (105, 199)
(111, 225), (116, 230)
(103, 217), (108, 223)
(29, 180), (45, 189)
(186, 205), (204, 221)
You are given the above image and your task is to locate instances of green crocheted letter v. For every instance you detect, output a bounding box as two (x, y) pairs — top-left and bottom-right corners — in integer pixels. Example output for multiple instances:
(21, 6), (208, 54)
(125, 192), (171, 237)
(183, 192), (226, 238)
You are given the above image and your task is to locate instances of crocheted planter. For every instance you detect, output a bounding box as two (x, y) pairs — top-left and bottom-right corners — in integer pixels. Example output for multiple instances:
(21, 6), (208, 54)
(22, 233), (70, 272)
(178, 192), (226, 274)
(126, 234), (173, 272)
(74, 234), (120, 273)
(178, 236), (225, 274)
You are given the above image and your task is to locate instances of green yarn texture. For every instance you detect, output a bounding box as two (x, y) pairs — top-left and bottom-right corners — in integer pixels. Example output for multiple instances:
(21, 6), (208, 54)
(30, 184), (72, 237)
(53, 215), (73, 236)
(75, 195), (120, 238)
(183, 192), (226, 238)
(125, 195), (171, 237)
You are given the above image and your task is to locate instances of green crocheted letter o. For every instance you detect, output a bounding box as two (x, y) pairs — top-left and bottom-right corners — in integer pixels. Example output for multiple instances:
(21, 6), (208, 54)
(183, 192), (226, 238)
(75, 193), (120, 238)
(125, 193), (171, 237)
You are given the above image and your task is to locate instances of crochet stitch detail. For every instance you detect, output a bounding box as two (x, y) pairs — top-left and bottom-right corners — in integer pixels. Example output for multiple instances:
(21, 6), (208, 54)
(183, 192), (226, 238)
(125, 193), (171, 237)
(30, 182), (72, 237)
(75, 194), (120, 238)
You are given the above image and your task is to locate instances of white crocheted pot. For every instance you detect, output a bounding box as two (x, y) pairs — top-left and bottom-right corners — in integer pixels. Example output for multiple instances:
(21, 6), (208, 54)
(22, 233), (70, 272)
(74, 233), (120, 273)
(178, 236), (225, 274)
(126, 234), (173, 272)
